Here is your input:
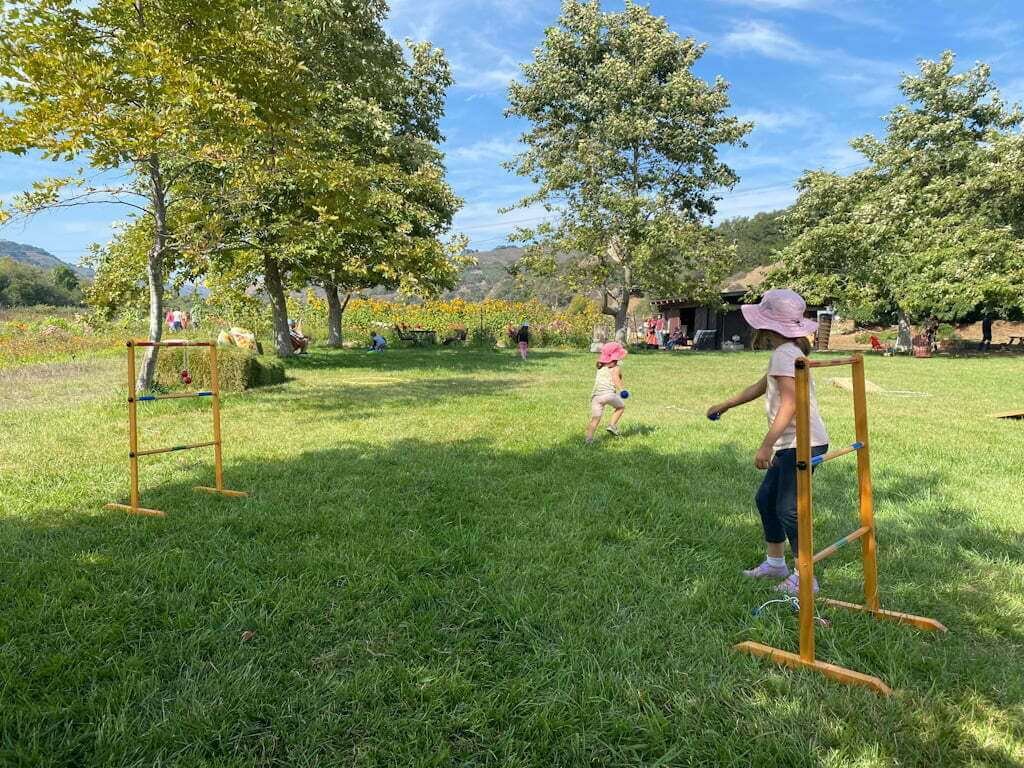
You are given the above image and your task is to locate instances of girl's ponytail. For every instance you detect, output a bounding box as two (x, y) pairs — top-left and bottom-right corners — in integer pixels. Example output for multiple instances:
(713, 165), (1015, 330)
(791, 336), (812, 355)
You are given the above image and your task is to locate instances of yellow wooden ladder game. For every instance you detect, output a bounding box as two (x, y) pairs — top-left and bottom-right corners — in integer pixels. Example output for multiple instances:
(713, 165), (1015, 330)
(735, 354), (946, 695)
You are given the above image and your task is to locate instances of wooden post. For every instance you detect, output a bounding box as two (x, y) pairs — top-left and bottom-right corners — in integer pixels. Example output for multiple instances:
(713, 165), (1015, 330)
(794, 359), (815, 663)
(851, 355), (880, 611)
(209, 343), (224, 492)
(127, 342), (140, 510)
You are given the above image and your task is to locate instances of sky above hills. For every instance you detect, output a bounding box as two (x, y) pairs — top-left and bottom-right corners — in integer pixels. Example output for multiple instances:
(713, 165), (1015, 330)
(2, 0), (1023, 263)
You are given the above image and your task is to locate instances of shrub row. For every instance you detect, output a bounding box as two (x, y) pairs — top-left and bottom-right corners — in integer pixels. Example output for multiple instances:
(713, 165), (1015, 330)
(155, 346), (285, 393)
(288, 295), (603, 350)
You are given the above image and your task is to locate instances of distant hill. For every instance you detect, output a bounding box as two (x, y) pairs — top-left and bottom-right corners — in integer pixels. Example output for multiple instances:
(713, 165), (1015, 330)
(0, 239), (94, 278)
(447, 245), (573, 304)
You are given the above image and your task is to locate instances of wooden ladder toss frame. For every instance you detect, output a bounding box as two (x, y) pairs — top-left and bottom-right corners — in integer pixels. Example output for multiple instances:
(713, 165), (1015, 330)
(734, 354), (946, 695)
(105, 340), (248, 517)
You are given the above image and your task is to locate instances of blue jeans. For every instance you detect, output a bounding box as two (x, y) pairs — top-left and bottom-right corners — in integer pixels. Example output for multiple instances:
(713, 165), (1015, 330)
(755, 445), (828, 552)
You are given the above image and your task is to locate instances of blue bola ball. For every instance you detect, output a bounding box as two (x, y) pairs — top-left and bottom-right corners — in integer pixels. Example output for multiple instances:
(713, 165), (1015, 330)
(619, 389), (630, 399)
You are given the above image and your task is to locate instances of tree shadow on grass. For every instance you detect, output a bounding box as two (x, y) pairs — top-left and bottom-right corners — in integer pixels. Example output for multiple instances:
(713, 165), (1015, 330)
(3, 436), (1023, 766)
(248, 375), (529, 423)
(286, 347), (576, 375)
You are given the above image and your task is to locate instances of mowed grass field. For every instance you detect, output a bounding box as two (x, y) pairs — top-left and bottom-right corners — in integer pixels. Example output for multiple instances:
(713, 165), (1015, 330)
(2, 347), (1023, 767)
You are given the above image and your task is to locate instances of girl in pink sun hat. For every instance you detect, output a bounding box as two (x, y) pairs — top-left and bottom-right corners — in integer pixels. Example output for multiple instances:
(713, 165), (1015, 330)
(706, 288), (830, 596)
(585, 342), (628, 443)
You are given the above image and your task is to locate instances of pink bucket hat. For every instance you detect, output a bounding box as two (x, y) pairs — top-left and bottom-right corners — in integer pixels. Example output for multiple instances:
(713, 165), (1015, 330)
(741, 288), (819, 337)
(597, 341), (627, 364)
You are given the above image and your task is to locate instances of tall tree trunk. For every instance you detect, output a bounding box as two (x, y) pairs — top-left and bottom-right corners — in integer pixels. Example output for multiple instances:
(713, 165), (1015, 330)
(264, 254), (292, 357)
(324, 282), (345, 347)
(136, 156), (167, 391)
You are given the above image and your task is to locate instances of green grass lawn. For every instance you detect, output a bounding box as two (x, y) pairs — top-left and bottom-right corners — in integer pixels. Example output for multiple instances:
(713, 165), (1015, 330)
(2, 347), (1023, 767)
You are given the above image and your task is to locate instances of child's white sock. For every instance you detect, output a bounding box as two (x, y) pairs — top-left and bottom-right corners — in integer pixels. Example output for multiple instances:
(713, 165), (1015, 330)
(766, 556), (787, 568)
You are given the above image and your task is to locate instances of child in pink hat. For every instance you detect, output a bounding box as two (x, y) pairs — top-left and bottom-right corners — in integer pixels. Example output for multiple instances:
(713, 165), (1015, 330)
(585, 342), (628, 443)
(706, 289), (830, 596)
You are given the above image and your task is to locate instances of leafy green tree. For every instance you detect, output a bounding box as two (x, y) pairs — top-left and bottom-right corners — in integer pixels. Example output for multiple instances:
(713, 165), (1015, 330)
(777, 52), (1024, 348)
(51, 264), (80, 293)
(0, 257), (77, 306)
(504, 0), (750, 331)
(0, 0), (293, 386)
(716, 210), (791, 271)
(176, 17), (464, 356)
(296, 41), (467, 347)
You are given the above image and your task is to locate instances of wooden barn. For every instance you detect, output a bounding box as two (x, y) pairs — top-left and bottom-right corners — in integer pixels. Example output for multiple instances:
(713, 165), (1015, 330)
(651, 266), (825, 350)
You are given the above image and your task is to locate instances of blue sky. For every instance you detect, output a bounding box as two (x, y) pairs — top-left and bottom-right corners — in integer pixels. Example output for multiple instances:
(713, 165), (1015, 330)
(3, 0), (1024, 263)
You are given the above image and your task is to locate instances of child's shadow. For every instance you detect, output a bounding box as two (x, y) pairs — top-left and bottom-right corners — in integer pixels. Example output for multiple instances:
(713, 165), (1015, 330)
(619, 423), (656, 437)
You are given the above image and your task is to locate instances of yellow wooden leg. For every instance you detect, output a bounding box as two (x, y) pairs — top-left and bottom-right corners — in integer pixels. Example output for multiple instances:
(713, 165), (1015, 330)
(822, 599), (948, 632)
(735, 641), (893, 696)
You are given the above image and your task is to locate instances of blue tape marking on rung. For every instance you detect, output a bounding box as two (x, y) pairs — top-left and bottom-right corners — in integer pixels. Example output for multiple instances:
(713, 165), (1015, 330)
(811, 441), (865, 466)
(137, 395), (156, 402)
(196, 391), (213, 397)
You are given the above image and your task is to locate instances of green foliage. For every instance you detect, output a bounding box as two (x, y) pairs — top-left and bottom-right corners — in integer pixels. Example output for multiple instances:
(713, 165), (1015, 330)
(777, 52), (1024, 323)
(0, 0), (320, 384)
(0, 257), (81, 307)
(505, 0), (748, 327)
(715, 210), (790, 271)
(468, 325), (497, 348)
(51, 264), (79, 292)
(155, 346), (285, 393)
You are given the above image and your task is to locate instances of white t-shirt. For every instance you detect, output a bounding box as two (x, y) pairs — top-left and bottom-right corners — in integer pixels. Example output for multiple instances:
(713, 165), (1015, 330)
(766, 343), (829, 451)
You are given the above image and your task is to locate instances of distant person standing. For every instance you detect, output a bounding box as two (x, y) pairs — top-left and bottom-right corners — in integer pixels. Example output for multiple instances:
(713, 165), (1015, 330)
(654, 314), (666, 348)
(924, 316), (939, 351)
(980, 315), (994, 351)
(516, 322), (530, 360)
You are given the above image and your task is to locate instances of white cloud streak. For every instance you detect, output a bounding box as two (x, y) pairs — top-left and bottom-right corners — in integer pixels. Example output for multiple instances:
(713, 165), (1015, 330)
(721, 20), (814, 62)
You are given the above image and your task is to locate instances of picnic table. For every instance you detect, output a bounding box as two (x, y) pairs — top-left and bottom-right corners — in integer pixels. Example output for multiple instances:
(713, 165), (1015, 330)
(407, 329), (437, 346)
(1008, 335), (1024, 346)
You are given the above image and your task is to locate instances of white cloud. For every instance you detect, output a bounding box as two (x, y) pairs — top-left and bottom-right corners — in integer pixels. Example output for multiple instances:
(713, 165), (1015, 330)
(738, 107), (818, 133)
(447, 137), (522, 163)
(385, 0), (531, 94)
(724, 20), (819, 62)
(999, 77), (1024, 106)
(721, 21), (814, 62)
(718, 0), (894, 31)
(958, 19), (1022, 45)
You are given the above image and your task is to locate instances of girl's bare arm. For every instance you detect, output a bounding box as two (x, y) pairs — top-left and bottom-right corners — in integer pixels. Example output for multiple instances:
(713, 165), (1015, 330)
(612, 367), (623, 389)
(707, 376), (767, 418)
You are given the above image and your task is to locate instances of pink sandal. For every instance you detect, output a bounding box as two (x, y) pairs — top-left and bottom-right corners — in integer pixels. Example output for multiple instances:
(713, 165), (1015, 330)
(743, 561), (790, 579)
(776, 572), (819, 595)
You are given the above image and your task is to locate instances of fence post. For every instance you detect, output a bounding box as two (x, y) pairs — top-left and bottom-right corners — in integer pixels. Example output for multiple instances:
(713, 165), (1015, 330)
(852, 355), (880, 611)
(127, 341), (140, 510)
(794, 359), (816, 663)
(210, 343), (224, 492)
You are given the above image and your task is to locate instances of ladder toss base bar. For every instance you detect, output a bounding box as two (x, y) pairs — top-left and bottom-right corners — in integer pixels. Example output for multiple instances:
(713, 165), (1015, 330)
(734, 354), (945, 695)
(106, 339), (248, 517)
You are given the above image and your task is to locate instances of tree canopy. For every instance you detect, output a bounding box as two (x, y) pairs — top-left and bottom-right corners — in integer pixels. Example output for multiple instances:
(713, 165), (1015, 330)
(776, 52), (1024, 332)
(504, 0), (750, 330)
(2, 0), (464, 366)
